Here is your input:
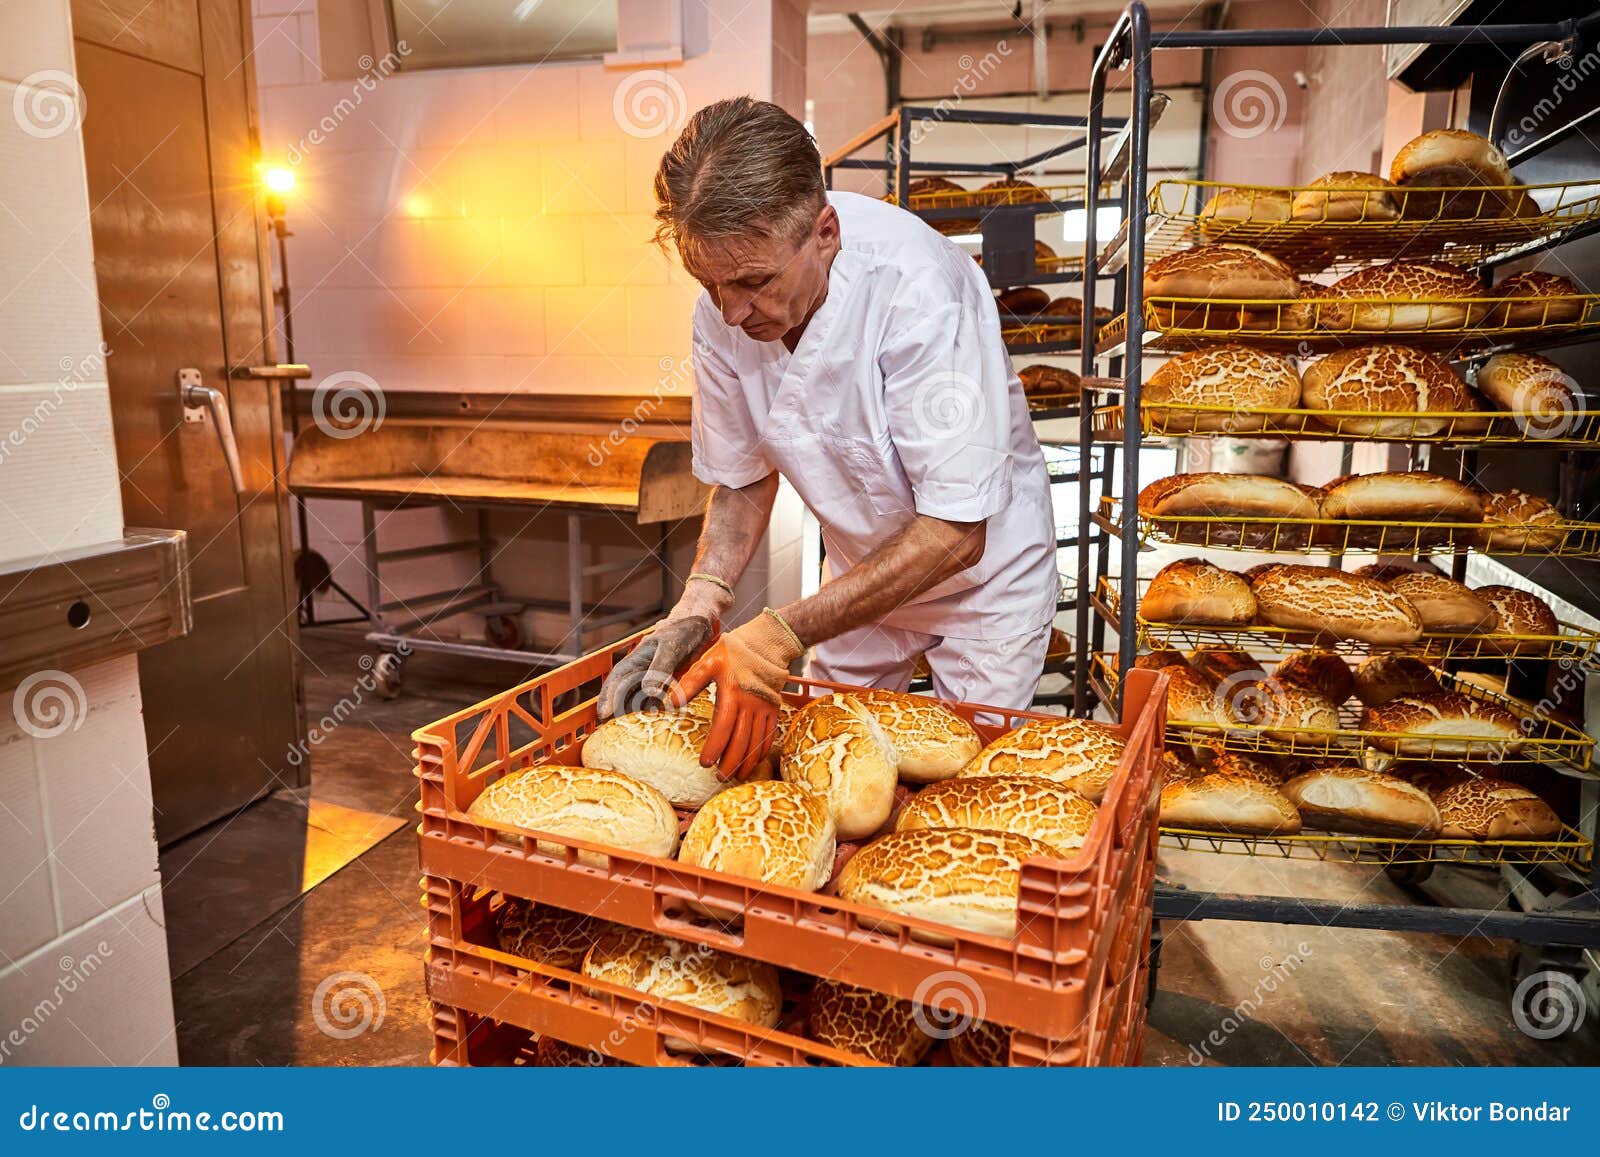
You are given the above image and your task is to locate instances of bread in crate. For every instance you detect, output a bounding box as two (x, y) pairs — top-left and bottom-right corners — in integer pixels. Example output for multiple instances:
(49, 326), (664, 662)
(895, 775), (1099, 856)
(581, 706), (764, 807)
(678, 780), (835, 895)
(824, 688), (980, 783)
(466, 764), (679, 862)
(956, 716), (1127, 801)
(778, 697), (898, 840)
(807, 980), (933, 1067)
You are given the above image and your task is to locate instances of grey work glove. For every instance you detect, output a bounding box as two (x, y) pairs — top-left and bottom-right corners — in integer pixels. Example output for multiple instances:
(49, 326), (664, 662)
(597, 615), (715, 720)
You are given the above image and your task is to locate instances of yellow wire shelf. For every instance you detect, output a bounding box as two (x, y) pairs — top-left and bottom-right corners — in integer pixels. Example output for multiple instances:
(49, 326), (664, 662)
(1003, 321), (1083, 347)
(894, 181), (1084, 211)
(1093, 575), (1600, 666)
(1091, 652), (1595, 770)
(1159, 824), (1593, 869)
(1026, 390), (1083, 414)
(1095, 495), (1600, 559)
(1093, 399), (1600, 448)
(1145, 178), (1600, 274)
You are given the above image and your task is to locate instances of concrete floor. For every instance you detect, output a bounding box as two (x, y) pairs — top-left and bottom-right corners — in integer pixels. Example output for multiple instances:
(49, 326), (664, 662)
(165, 628), (1600, 1066)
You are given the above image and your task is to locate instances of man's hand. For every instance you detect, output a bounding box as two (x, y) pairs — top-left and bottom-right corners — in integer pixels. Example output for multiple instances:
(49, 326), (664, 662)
(667, 610), (804, 781)
(597, 616), (716, 720)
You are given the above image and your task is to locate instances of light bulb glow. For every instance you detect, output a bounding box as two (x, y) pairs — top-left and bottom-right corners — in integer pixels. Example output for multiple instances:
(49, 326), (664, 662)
(263, 167), (295, 194)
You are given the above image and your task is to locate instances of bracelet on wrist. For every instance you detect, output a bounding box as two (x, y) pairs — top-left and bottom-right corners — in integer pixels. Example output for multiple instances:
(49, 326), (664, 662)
(686, 572), (734, 595)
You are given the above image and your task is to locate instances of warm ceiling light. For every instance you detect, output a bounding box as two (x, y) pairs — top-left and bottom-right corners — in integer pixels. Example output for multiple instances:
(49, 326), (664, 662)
(263, 167), (295, 194)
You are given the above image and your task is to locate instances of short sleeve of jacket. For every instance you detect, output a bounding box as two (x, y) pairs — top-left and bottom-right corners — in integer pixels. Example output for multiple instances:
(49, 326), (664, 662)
(689, 304), (773, 489)
(878, 295), (1014, 522)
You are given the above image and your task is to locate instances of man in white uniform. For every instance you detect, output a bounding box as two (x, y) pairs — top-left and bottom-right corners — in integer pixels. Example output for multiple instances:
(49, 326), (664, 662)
(598, 97), (1058, 778)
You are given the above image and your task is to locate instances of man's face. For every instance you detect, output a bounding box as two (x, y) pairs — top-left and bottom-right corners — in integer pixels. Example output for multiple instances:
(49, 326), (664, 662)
(685, 206), (839, 342)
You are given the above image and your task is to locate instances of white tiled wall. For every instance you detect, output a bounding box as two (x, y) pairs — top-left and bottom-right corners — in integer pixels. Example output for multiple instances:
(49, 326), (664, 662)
(0, 2), (176, 1064)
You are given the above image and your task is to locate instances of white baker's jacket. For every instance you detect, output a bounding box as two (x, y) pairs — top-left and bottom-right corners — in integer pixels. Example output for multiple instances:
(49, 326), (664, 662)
(689, 190), (1058, 640)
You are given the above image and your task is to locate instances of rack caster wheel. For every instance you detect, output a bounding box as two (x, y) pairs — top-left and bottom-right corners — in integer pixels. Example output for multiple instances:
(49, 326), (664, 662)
(1384, 861), (1434, 887)
(372, 651), (405, 700)
(486, 613), (522, 651)
(1507, 949), (1588, 1040)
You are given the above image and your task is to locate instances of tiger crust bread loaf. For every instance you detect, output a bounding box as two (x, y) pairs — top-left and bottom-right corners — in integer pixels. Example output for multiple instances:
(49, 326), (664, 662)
(581, 928), (782, 1051)
(1162, 665), (1228, 728)
(1491, 271), (1585, 326)
(1477, 584), (1560, 652)
(1281, 765), (1443, 837)
(1474, 352), (1579, 422)
(836, 827), (1056, 941)
(808, 980), (933, 1067)
(957, 717), (1127, 802)
(1282, 282), (1336, 330)
(1352, 655), (1442, 707)
(1249, 564), (1425, 645)
(1205, 749), (1293, 787)
(1390, 130), (1516, 218)
(1227, 678), (1340, 742)
(826, 689), (981, 784)
(1380, 571), (1495, 632)
(949, 1019), (1011, 1066)
(1322, 261), (1484, 330)
(1017, 363), (1082, 399)
(997, 286), (1050, 314)
(1291, 171), (1401, 222)
(1160, 772), (1302, 835)
(1477, 490), (1565, 552)
(1141, 346), (1302, 433)
(1273, 650), (1354, 704)
(496, 898), (614, 970)
(1362, 692), (1524, 758)
(1199, 188), (1292, 239)
(1140, 558), (1257, 626)
(678, 781), (835, 893)
(1317, 472), (1484, 522)
(895, 775), (1100, 857)
(466, 765), (679, 862)
(1186, 646), (1262, 685)
(1144, 244), (1299, 300)
(1139, 472), (1321, 519)
(1434, 778), (1562, 840)
(780, 699), (899, 840)
(581, 708), (750, 807)
(1300, 345), (1477, 437)
(1135, 648), (1191, 671)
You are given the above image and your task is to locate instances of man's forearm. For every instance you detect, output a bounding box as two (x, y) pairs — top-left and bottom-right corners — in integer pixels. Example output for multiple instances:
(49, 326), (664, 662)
(777, 515), (985, 647)
(673, 473), (780, 620)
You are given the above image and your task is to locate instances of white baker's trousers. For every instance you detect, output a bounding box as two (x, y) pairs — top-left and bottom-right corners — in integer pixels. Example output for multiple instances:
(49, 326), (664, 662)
(806, 620), (1052, 715)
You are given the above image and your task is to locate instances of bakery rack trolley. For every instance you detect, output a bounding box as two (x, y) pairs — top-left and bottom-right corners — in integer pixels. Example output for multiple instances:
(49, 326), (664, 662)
(821, 105), (1138, 705)
(1075, 1), (1600, 1035)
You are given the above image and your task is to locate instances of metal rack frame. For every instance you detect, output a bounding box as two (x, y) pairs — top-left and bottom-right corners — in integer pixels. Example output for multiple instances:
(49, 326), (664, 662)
(1076, 3), (1600, 1020)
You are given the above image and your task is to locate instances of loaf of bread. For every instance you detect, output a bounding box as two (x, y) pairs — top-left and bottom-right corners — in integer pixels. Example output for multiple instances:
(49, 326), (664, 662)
(1017, 363), (1082, 399)
(978, 175), (1048, 203)
(1281, 765), (1442, 837)
(1250, 564), (1424, 645)
(1273, 650), (1354, 704)
(1141, 345), (1302, 433)
(780, 699), (899, 840)
(496, 898), (615, 971)
(582, 928), (782, 1051)
(948, 1019), (1011, 1067)
(1144, 243), (1298, 300)
(808, 980), (933, 1066)
(957, 717), (1127, 802)
(1477, 584), (1560, 652)
(1476, 490), (1565, 552)
(1199, 187), (1292, 240)
(895, 774), (1100, 857)
(1186, 646), (1263, 685)
(1282, 282), (1336, 330)
(1382, 571), (1494, 632)
(1139, 472), (1321, 519)
(1160, 772), (1302, 835)
(467, 764), (679, 862)
(1321, 261), (1484, 331)
(678, 781), (835, 893)
(1225, 677), (1340, 741)
(1362, 691), (1524, 758)
(1300, 345), (1477, 438)
(1318, 471), (1483, 522)
(1135, 648), (1191, 672)
(582, 708), (752, 807)
(1205, 749), (1295, 787)
(1434, 778), (1562, 840)
(1475, 352), (1579, 425)
(1351, 655), (1442, 707)
(997, 286), (1050, 314)
(825, 689), (981, 784)
(908, 176), (968, 203)
(1140, 558), (1257, 626)
(1391, 130), (1515, 219)
(1490, 271), (1584, 326)
(1162, 664), (1229, 728)
(837, 827), (1057, 941)
(1291, 171), (1401, 222)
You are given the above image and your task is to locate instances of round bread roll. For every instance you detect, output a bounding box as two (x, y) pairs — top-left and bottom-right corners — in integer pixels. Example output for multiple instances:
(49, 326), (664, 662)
(1160, 772), (1301, 835)
(1140, 558), (1257, 626)
(1186, 646), (1262, 686)
(678, 780), (835, 893)
(581, 928), (782, 1052)
(1352, 655), (1441, 707)
(582, 708), (748, 807)
(1477, 584), (1560, 653)
(1198, 187), (1293, 240)
(1390, 130), (1515, 219)
(1321, 261), (1484, 331)
(1490, 271), (1585, 326)
(1162, 664), (1229, 729)
(1476, 489), (1565, 552)
(1434, 778), (1561, 840)
(1249, 564), (1424, 645)
(997, 286), (1050, 315)
(1474, 353), (1579, 431)
(895, 774), (1100, 857)
(1290, 171), (1401, 222)
(1017, 363), (1082, 399)
(1273, 650), (1354, 705)
(1281, 765), (1442, 837)
(1143, 243), (1298, 300)
(949, 1019), (1011, 1066)
(836, 827), (1056, 941)
(1318, 471), (1483, 522)
(827, 689), (981, 783)
(1385, 571), (1494, 632)
(467, 764), (679, 862)
(1141, 345), (1302, 433)
(780, 699), (899, 840)
(1300, 345), (1476, 438)
(496, 899), (615, 970)
(808, 980), (932, 1066)
(957, 717), (1127, 802)
(1362, 691), (1524, 758)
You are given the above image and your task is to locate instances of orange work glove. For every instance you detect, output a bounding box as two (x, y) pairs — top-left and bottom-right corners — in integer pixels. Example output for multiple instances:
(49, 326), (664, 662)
(666, 608), (804, 781)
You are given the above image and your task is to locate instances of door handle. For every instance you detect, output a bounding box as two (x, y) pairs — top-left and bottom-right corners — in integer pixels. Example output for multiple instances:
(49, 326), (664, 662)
(178, 368), (246, 494)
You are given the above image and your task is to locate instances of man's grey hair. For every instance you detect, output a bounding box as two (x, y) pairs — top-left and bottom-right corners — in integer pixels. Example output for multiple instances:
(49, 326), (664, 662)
(653, 96), (826, 268)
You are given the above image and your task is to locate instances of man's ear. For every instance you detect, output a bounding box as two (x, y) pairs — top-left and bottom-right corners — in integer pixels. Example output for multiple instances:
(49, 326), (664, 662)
(813, 203), (840, 247)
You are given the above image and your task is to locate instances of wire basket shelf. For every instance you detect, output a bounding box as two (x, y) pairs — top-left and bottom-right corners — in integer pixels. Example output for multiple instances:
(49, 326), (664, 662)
(1159, 825), (1593, 869)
